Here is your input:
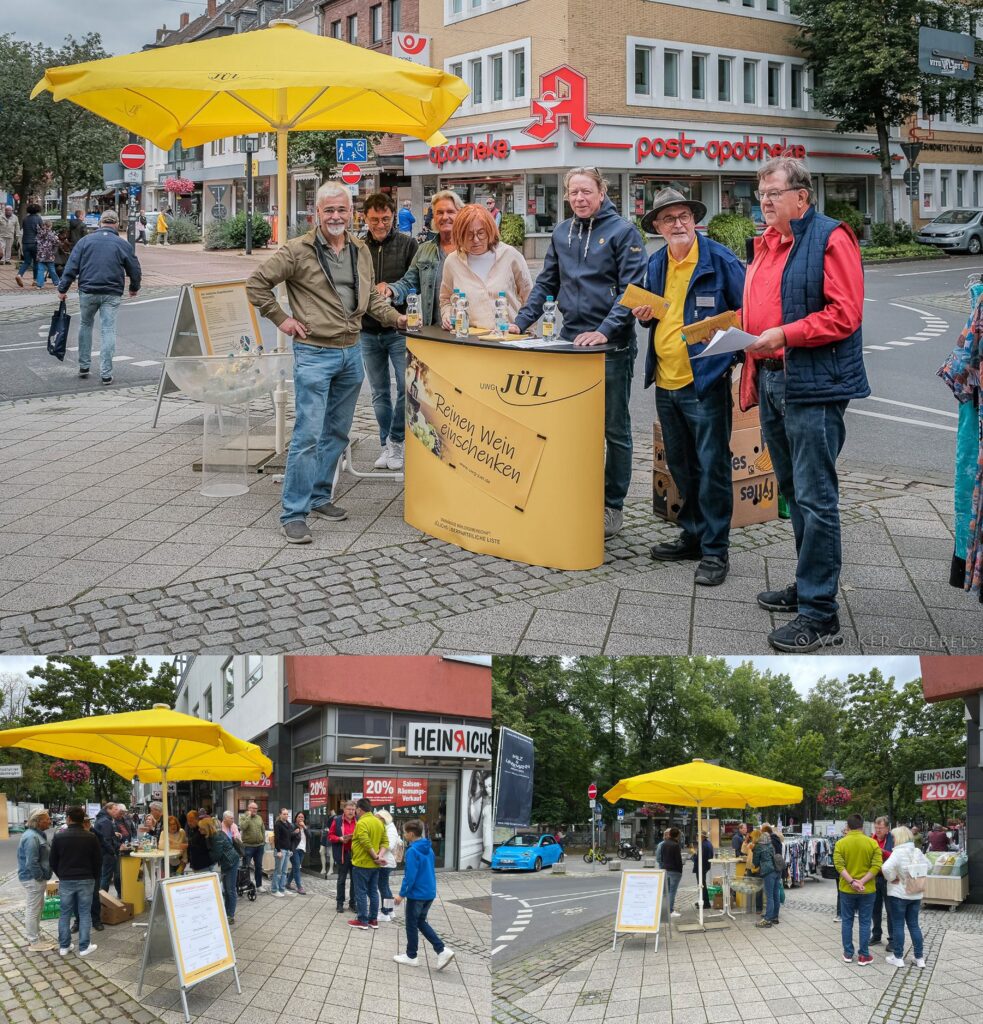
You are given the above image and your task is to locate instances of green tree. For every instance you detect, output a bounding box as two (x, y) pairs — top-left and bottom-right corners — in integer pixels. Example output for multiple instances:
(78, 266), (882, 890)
(0, 35), (50, 214)
(280, 131), (384, 185)
(795, 0), (983, 226)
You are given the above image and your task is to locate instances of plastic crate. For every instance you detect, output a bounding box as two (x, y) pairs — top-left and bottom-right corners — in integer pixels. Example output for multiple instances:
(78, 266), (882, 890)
(41, 896), (61, 920)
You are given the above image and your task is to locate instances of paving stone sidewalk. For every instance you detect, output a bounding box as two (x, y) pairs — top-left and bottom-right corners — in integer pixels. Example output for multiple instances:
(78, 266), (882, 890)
(0, 381), (976, 655)
(0, 868), (491, 1024)
(492, 878), (983, 1024)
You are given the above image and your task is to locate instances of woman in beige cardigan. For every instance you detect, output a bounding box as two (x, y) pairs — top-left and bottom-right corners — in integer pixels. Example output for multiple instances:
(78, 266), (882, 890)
(439, 204), (532, 331)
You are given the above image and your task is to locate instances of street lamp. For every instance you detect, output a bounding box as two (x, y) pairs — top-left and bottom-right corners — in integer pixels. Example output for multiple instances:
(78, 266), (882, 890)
(822, 766), (845, 785)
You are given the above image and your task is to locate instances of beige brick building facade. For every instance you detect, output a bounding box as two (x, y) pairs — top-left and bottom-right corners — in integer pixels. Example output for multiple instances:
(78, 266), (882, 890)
(404, 0), (983, 253)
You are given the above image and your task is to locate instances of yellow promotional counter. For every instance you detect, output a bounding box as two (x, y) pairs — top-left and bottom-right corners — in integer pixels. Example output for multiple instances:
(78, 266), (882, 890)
(403, 327), (619, 571)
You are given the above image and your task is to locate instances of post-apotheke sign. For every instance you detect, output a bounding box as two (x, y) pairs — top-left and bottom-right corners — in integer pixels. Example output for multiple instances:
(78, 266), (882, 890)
(406, 723), (492, 759)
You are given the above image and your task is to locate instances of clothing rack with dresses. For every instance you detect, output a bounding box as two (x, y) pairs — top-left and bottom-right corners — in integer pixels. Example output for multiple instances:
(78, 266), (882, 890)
(781, 835), (837, 886)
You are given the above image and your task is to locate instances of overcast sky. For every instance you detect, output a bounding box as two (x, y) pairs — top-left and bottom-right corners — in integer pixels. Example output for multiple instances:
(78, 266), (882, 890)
(9, 1), (207, 56)
(723, 656), (922, 695)
(0, 655), (172, 679)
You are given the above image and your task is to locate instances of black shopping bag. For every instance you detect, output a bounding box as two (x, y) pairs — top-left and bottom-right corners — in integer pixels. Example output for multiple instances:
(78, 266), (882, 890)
(47, 300), (70, 361)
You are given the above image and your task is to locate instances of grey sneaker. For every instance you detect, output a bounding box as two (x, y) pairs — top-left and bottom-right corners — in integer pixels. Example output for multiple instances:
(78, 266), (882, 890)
(695, 556), (729, 587)
(281, 520), (313, 544)
(101, 375), (113, 385)
(310, 502), (348, 522)
(78, 367), (89, 379)
(386, 440), (405, 470)
(603, 507), (623, 538)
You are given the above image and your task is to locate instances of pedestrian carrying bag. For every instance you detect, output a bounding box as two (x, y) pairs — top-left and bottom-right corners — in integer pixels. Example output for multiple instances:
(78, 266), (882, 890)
(47, 300), (70, 361)
(903, 849), (930, 895)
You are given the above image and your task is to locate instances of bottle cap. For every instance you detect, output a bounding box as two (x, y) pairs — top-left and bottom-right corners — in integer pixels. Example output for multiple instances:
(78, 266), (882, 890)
(547, 295), (554, 302)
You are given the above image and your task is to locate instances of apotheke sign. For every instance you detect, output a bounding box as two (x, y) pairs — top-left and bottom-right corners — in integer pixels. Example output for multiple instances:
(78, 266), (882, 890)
(406, 723), (492, 759)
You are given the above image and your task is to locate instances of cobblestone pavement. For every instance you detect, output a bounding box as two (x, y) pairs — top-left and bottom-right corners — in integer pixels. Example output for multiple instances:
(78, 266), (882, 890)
(0, 868), (490, 1024)
(492, 878), (983, 1024)
(0, 381), (975, 655)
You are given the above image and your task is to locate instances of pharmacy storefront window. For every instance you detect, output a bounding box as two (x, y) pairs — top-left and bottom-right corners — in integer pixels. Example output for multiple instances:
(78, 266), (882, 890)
(720, 177), (759, 222)
(526, 174), (560, 233)
(632, 176), (710, 224)
(824, 176), (867, 215)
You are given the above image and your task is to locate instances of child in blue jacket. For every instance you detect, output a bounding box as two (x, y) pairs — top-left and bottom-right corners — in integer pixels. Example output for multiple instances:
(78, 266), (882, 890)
(393, 819), (455, 970)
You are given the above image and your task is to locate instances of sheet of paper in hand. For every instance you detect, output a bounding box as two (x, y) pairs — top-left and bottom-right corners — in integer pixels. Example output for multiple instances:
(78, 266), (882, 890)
(689, 326), (758, 358)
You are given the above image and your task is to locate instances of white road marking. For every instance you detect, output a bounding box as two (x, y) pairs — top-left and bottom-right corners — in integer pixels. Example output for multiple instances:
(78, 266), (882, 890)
(130, 360), (161, 367)
(506, 926), (526, 932)
(886, 341), (913, 346)
(891, 302), (942, 316)
(522, 891), (620, 908)
(863, 395), (958, 418)
(126, 295), (178, 306)
(847, 408), (956, 432)
(894, 265), (983, 276)
(865, 345), (891, 351)
(491, 945), (508, 956)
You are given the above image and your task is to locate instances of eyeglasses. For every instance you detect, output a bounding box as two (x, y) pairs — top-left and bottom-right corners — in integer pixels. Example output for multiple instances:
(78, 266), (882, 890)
(318, 206), (350, 215)
(466, 229), (488, 239)
(754, 188), (803, 202)
(657, 212), (694, 226)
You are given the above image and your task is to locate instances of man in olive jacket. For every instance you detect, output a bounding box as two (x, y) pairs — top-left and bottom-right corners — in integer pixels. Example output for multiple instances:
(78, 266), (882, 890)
(247, 182), (406, 545)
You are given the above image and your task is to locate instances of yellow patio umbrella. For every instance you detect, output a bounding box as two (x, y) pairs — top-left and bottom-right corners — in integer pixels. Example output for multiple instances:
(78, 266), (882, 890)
(31, 19), (469, 450)
(0, 703), (272, 879)
(605, 759), (802, 929)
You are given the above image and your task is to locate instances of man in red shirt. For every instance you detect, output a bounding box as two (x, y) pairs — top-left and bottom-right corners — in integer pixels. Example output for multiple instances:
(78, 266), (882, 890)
(327, 800), (358, 913)
(740, 157), (869, 651)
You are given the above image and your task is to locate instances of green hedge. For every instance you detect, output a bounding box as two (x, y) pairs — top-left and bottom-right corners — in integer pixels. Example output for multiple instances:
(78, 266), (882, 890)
(203, 212), (272, 250)
(500, 213), (525, 249)
(706, 213), (757, 256)
(149, 215), (201, 244)
(861, 243), (944, 262)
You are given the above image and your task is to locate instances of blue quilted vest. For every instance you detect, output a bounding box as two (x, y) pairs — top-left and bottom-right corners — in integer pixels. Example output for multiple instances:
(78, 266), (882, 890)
(761, 206), (870, 404)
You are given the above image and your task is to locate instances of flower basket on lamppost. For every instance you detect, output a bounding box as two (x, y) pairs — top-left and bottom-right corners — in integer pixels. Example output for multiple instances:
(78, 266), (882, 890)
(163, 177), (195, 196)
(48, 759), (91, 803)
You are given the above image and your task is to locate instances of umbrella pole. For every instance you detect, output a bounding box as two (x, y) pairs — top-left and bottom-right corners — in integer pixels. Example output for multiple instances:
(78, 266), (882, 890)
(161, 765), (171, 879)
(698, 801), (704, 929)
(274, 121), (290, 454)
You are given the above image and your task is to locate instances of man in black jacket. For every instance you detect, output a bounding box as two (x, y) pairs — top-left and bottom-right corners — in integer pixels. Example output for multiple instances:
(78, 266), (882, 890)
(50, 806), (102, 956)
(362, 194), (418, 471)
(94, 802), (123, 897)
(58, 208), (141, 385)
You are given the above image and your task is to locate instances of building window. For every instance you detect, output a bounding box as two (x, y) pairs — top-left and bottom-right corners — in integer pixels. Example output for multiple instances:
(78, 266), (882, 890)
(766, 0), (778, 8)
(469, 58), (483, 104)
(450, 61), (463, 80)
(451, 0), (463, 12)
(294, 739), (322, 770)
(371, 5), (382, 43)
(347, 14), (358, 43)
(338, 709), (392, 736)
(634, 46), (651, 94)
(974, 170), (982, 207)
(203, 688), (213, 722)
(512, 49), (526, 97)
(390, 0), (401, 31)
(717, 56), (732, 102)
(743, 59), (757, 104)
(743, 0), (755, 6)
(691, 53), (707, 100)
(664, 51), (680, 98)
(491, 54), (504, 101)
(923, 169), (935, 209)
(957, 170), (967, 206)
(767, 62), (782, 106)
(330, 19), (341, 38)
(940, 171), (950, 208)
(791, 66), (803, 108)
(192, 702), (199, 719)
(337, 736), (390, 764)
(222, 659), (234, 714)
(244, 655), (263, 694)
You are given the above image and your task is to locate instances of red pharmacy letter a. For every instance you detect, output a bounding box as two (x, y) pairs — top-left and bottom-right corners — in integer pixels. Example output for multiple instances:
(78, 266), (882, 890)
(524, 65), (595, 142)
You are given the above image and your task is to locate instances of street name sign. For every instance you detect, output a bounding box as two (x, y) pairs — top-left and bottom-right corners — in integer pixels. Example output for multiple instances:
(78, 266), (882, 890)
(0, 765), (23, 778)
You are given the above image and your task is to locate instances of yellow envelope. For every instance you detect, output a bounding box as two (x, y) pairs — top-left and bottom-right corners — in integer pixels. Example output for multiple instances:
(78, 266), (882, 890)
(619, 284), (671, 318)
(680, 310), (741, 345)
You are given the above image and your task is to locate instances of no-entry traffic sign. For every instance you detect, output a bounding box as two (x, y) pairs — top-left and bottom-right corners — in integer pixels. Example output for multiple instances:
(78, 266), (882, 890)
(588, 783), (597, 800)
(340, 162), (362, 185)
(120, 144), (146, 169)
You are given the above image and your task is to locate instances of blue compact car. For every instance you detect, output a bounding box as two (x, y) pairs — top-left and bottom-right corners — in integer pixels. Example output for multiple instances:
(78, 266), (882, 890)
(491, 833), (564, 872)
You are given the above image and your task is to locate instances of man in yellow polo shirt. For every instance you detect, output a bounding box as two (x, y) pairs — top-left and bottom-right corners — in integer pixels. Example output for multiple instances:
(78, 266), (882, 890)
(349, 797), (389, 930)
(632, 188), (745, 586)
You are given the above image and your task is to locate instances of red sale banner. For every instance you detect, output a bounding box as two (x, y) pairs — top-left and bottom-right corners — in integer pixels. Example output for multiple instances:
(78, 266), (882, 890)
(364, 777), (396, 802)
(396, 778), (428, 807)
(309, 776), (329, 809)
(922, 782), (967, 801)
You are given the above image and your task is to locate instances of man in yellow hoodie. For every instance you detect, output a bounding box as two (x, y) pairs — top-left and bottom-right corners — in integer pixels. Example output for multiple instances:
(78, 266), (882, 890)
(349, 797), (388, 930)
(833, 813), (882, 965)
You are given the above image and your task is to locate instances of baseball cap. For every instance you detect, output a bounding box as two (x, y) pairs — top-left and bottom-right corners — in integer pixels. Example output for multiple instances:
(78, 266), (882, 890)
(99, 209), (119, 226)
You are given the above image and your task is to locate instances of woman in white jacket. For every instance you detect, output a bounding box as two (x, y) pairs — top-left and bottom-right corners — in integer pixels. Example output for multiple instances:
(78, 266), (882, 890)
(375, 810), (403, 923)
(880, 825), (929, 969)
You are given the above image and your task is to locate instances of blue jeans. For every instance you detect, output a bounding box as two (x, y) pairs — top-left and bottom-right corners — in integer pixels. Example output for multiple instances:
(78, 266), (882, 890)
(35, 262), (59, 288)
(666, 870), (682, 912)
(243, 844), (264, 889)
(378, 866), (393, 909)
(604, 345), (635, 510)
(222, 866), (238, 920)
(78, 292), (122, 378)
(271, 850), (290, 893)
(887, 895), (923, 959)
(758, 367), (847, 621)
(16, 242), (37, 279)
(761, 871), (781, 922)
(840, 890), (875, 958)
(281, 341), (365, 524)
(656, 374), (733, 557)
(100, 853), (120, 897)
(58, 879), (95, 951)
(360, 329), (406, 445)
(872, 872), (891, 941)
(352, 865), (380, 923)
(288, 849), (305, 889)
(404, 897), (444, 959)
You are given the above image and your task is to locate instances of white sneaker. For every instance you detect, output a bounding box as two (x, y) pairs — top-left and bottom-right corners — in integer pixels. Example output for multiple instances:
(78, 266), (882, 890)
(284, 889), (297, 896)
(914, 957), (926, 969)
(436, 948), (456, 971)
(78, 944), (98, 957)
(393, 953), (420, 966)
(604, 507), (623, 538)
(374, 442), (391, 469)
(379, 912), (393, 923)
(59, 945), (74, 956)
(272, 891), (285, 898)
(670, 911), (681, 918)
(885, 954), (905, 968)
(386, 440), (404, 470)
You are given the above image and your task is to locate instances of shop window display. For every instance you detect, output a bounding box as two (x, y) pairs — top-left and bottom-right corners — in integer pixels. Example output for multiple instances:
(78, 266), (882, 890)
(633, 178), (708, 224)
(526, 174), (559, 233)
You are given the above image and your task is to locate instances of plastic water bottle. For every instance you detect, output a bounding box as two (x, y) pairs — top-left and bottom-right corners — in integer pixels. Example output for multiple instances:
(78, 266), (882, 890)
(542, 296), (557, 340)
(450, 289), (461, 333)
(406, 290), (421, 332)
(455, 292), (470, 338)
(494, 292), (509, 337)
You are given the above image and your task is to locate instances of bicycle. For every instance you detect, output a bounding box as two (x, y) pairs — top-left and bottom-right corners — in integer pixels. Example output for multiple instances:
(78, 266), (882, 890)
(583, 846), (608, 865)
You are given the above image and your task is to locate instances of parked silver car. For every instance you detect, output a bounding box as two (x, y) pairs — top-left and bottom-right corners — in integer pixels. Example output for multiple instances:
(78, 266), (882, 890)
(917, 209), (983, 254)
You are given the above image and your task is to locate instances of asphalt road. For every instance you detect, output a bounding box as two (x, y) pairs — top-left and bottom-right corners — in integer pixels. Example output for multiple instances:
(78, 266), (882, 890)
(1, 253), (978, 481)
(492, 871), (623, 963)
(0, 835), (23, 880)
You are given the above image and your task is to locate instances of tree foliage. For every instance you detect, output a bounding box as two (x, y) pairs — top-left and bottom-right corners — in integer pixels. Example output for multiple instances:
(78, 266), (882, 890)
(279, 131), (384, 184)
